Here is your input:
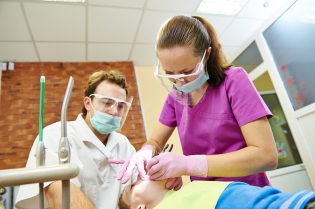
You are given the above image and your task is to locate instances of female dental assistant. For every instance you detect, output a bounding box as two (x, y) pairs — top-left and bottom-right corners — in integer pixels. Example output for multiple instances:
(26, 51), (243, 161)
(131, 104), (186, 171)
(110, 15), (278, 187)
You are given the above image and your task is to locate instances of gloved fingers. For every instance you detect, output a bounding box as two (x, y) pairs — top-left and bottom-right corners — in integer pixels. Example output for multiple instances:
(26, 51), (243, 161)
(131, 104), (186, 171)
(148, 170), (168, 180)
(147, 153), (186, 180)
(173, 178), (183, 191)
(116, 159), (130, 180)
(165, 177), (176, 189)
(136, 160), (149, 181)
(108, 159), (126, 164)
(165, 177), (183, 191)
(121, 160), (136, 184)
(146, 156), (159, 173)
(171, 177), (183, 191)
(147, 162), (168, 180)
(146, 156), (167, 179)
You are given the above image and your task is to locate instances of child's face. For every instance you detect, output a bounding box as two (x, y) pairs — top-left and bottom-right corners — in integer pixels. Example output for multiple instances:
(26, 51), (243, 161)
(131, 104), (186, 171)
(121, 176), (167, 209)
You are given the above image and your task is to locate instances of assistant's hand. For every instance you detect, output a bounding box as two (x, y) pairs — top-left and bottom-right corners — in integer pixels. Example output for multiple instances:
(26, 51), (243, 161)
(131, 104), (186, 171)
(146, 152), (208, 180)
(165, 177), (183, 191)
(108, 145), (153, 183)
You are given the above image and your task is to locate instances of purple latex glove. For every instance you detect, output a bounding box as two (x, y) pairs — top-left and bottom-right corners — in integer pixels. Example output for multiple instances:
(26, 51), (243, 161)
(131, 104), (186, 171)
(146, 152), (208, 180)
(108, 145), (153, 183)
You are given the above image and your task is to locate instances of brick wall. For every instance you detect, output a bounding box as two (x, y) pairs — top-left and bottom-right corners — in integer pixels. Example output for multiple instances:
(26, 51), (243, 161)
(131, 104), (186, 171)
(0, 62), (146, 169)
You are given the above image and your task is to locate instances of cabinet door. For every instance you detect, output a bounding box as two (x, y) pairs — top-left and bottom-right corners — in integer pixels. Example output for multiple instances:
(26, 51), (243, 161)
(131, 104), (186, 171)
(253, 71), (312, 192)
(260, 92), (302, 169)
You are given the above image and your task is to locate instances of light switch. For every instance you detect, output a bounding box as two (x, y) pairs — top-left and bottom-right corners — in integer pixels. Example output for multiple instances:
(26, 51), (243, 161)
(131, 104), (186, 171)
(8, 62), (14, 70)
(0, 62), (7, 71)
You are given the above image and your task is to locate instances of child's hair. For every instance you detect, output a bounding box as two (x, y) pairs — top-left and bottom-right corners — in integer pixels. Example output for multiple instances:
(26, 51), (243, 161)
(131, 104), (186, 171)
(118, 193), (130, 209)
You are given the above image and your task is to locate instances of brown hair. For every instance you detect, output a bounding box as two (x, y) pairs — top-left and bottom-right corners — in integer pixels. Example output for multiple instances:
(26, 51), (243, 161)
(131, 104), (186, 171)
(117, 193), (130, 209)
(81, 70), (129, 118)
(156, 15), (232, 87)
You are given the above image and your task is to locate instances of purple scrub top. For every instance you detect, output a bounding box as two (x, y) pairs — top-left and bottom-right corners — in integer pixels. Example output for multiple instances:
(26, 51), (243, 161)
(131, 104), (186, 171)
(159, 67), (272, 187)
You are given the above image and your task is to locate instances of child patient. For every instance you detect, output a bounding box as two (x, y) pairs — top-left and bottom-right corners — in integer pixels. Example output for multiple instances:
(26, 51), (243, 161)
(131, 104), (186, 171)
(118, 175), (315, 209)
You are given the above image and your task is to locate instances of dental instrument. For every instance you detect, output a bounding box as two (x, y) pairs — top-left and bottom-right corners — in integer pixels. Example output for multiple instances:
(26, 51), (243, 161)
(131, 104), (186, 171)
(58, 76), (74, 209)
(36, 76), (45, 209)
(162, 144), (173, 153)
(152, 146), (157, 158)
(152, 144), (173, 158)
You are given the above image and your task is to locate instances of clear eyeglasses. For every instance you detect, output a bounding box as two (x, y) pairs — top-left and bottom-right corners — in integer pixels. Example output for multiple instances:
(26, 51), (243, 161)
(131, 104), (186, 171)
(89, 94), (131, 113)
(154, 49), (207, 83)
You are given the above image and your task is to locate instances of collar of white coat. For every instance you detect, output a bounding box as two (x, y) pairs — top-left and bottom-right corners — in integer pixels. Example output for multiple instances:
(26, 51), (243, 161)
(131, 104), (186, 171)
(76, 114), (119, 157)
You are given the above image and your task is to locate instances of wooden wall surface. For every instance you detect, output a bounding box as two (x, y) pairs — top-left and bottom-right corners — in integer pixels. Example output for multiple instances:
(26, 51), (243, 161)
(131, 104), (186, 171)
(0, 62), (146, 169)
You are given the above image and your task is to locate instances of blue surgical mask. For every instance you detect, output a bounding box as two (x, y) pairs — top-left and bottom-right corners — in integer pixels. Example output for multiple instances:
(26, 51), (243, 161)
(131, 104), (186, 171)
(89, 106), (121, 134)
(170, 70), (209, 93)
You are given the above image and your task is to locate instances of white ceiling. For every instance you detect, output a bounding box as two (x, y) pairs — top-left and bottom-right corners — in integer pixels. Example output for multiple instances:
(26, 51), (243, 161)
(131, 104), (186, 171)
(0, 0), (291, 66)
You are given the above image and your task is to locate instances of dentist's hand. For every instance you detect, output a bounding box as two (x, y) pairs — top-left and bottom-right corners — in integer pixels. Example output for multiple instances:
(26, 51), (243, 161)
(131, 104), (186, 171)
(146, 152), (208, 180)
(108, 145), (153, 184)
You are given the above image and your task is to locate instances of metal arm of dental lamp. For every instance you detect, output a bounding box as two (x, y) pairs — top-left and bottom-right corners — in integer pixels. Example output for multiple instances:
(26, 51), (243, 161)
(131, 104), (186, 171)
(58, 76), (74, 209)
(0, 164), (79, 188)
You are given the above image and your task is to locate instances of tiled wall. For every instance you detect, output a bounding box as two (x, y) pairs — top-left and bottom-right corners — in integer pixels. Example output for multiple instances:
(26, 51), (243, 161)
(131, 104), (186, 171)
(0, 62), (146, 169)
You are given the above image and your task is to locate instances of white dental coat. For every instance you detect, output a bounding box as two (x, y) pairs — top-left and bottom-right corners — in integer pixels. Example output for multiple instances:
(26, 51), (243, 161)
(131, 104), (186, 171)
(15, 114), (137, 209)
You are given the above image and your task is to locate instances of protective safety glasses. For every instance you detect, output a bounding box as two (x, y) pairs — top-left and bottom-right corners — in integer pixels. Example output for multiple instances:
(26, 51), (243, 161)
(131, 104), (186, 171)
(90, 94), (131, 109)
(89, 94), (133, 130)
(154, 49), (207, 83)
(153, 49), (207, 105)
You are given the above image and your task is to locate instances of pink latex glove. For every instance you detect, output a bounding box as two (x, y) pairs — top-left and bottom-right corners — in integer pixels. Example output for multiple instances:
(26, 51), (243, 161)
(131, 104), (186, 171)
(146, 152), (208, 180)
(108, 145), (153, 184)
(165, 177), (183, 191)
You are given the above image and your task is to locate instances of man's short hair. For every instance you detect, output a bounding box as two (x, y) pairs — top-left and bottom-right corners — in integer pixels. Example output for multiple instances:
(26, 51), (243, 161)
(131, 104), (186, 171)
(81, 70), (129, 118)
